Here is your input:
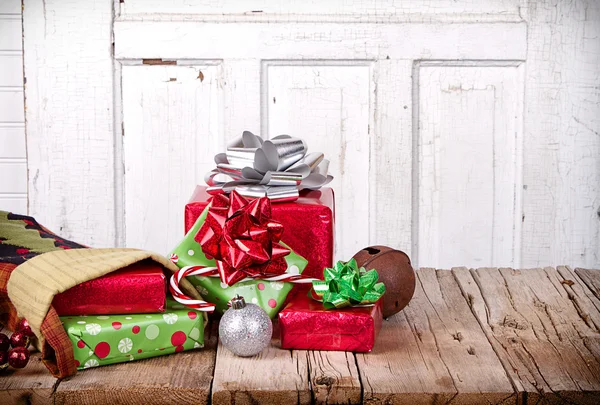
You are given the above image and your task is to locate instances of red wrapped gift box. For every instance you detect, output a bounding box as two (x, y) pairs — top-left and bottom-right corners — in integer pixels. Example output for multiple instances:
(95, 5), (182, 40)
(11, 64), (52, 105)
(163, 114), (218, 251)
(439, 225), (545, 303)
(278, 290), (383, 352)
(52, 259), (166, 316)
(185, 186), (334, 280)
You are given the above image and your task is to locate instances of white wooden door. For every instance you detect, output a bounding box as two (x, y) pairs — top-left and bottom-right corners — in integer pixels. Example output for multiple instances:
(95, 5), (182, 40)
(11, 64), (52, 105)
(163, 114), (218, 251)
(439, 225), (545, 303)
(0, 0), (27, 214)
(22, 0), (600, 269)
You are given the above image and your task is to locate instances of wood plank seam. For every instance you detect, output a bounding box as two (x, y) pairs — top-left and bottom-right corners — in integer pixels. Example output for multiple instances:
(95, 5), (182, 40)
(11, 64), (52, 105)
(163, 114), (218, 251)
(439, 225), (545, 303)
(353, 352), (364, 405)
(574, 268), (600, 323)
(421, 289), (461, 399)
(479, 268), (575, 400)
(452, 267), (526, 403)
(453, 266), (600, 404)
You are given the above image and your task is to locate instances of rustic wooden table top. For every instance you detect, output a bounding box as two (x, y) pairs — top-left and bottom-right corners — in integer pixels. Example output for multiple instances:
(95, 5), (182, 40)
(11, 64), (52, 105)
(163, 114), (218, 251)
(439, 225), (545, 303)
(1, 266), (599, 405)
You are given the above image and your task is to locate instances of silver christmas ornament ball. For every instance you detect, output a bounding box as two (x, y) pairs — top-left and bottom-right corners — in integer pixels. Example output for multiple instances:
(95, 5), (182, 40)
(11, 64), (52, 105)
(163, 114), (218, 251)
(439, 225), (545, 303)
(219, 295), (272, 357)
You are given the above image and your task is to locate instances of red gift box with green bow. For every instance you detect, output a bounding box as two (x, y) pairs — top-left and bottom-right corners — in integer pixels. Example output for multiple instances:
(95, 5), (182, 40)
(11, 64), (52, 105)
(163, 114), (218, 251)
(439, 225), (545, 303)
(278, 259), (385, 352)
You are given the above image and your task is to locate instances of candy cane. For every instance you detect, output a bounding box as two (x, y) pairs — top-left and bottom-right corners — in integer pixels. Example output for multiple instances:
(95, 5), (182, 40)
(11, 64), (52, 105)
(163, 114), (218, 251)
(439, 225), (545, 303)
(169, 265), (320, 312)
(169, 266), (218, 312)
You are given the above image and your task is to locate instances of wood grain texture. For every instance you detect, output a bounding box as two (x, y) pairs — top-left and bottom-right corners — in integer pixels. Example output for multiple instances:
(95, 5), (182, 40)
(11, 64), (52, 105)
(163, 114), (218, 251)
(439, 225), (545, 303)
(121, 64), (222, 254)
(54, 321), (218, 405)
(356, 268), (515, 405)
(266, 63), (372, 260)
(308, 351), (361, 405)
(212, 332), (310, 405)
(0, 353), (57, 405)
(113, 10), (527, 268)
(23, 0), (115, 246)
(222, 60), (261, 146)
(521, 0), (600, 268)
(22, 0), (599, 269)
(119, 0), (523, 20)
(417, 63), (524, 269)
(575, 268), (600, 302)
(453, 266), (600, 404)
(115, 21), (526, 62)
(4, 269), (600, 403)
(373, 59), (413, 257)
(0, 5), (27, 216)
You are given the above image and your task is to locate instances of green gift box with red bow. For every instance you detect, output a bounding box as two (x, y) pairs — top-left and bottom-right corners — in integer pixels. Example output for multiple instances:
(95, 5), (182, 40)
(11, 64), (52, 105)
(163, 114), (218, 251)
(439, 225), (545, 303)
(170, 191), (308, 319)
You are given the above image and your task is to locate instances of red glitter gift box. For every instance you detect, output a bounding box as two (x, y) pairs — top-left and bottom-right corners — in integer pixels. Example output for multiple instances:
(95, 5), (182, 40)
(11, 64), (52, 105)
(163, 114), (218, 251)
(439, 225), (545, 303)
(52, 260), (167, 316)
(278, 291), (383, 352)
(184, 186), (334, 280)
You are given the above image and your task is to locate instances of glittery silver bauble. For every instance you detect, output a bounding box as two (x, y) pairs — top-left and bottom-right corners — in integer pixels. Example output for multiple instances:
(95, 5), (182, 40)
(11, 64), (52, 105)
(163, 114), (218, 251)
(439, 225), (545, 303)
(219, 295), (272, 357)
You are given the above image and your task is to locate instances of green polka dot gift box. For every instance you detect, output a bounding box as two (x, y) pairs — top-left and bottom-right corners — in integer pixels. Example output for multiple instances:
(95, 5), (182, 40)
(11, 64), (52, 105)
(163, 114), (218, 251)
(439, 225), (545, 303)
(61, 298), (206, 370)
(170, 202), (308, 319)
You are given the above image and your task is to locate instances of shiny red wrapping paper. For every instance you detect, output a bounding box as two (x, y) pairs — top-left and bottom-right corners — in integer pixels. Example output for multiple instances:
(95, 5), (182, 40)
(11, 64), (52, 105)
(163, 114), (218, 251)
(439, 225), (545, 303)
(278, 290), (383, 352)
(185, 186), (334, 280)
(52, 260), (167, 316)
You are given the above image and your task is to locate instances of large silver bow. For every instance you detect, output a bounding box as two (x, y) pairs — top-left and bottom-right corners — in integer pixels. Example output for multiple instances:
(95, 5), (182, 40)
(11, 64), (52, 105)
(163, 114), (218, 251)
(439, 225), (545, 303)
(205, 131), (333, 201)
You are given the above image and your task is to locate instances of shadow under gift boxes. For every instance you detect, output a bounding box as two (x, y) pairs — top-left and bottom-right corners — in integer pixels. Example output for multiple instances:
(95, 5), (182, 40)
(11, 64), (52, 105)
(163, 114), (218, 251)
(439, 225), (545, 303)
(184, 186), (335, 280)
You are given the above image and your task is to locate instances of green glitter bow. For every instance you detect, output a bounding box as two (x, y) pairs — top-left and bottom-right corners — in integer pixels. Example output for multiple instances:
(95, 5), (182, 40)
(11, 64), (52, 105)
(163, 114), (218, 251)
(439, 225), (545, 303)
(311, 259), (386, 309)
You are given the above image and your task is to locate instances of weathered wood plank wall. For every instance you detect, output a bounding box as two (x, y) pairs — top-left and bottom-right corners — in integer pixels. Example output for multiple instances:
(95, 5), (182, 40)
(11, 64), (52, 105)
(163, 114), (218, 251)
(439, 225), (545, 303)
(19, 0), (600, 269)
(0, 0), (27, 214)
(22, 0), (116, 246)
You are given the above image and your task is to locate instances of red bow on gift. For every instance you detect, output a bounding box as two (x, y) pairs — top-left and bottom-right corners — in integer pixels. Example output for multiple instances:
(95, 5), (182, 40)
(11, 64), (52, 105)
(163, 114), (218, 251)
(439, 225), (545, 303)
(195, 190), (291, 286)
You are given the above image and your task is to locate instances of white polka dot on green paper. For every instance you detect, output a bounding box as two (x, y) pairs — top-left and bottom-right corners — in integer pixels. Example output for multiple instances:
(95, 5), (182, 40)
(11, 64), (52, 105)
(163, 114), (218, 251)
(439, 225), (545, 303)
(97, 316), (110, 320)
(84, 359), (99, 369)
(85, 323), (101, 335)
(145, 324), (160, 340)
(163, 313), (178, 324)
(251, 298), (258, 304)
(118, 338), (133, 353)
(189, 327), (200, 341)
(77, 321), (86, 324)
(288, 265), (300, 275)
(188, 249), (195, 256)
(146, 315), (152, 318)
(270, 281), (284, 291)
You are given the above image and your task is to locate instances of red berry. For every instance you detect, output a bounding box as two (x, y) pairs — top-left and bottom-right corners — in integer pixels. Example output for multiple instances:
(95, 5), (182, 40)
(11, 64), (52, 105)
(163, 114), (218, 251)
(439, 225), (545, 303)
(0, 351), (8, 370)
(0, 333), (10, 352)
(16, 319), (34, 337)
(10, 331), (30, 349)
(8, 347), (29, 369)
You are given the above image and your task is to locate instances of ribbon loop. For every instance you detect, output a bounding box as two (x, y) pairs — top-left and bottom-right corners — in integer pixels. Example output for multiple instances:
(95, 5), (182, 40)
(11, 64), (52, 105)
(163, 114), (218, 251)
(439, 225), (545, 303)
(204, 131), (333, 201)
(312, 259), (386, 309)
(196, 190), (292, 286)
